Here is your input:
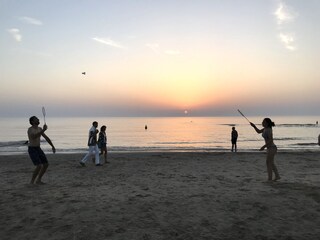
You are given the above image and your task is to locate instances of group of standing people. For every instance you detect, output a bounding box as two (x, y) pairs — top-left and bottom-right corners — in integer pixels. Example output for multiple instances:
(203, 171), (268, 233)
(26, 118), (108, 184)
(27, 115), (285, 184)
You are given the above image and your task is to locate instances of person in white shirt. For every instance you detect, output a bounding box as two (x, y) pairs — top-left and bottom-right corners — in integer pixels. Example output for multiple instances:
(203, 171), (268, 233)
(79, 121), (101, 166)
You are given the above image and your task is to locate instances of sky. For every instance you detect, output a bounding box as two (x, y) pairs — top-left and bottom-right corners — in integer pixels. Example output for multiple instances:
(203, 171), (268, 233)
(1, 0), (320, 117)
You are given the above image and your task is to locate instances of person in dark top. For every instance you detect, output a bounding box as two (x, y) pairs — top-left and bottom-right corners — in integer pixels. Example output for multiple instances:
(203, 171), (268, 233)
(98, 125), (108, 164)
(231, 127), (238, 152)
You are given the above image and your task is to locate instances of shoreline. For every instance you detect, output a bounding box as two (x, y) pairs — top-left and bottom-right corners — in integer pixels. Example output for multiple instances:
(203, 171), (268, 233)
(0, 147), (319, 156)
(1, 152), (320, 239)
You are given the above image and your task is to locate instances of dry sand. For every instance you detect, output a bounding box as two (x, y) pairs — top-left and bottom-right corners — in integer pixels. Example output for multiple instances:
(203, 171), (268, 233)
(0, 151), (320, 240)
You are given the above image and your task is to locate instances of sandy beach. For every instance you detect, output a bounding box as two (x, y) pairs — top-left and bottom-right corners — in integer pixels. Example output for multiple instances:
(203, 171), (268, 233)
(1, 151), (319, 240)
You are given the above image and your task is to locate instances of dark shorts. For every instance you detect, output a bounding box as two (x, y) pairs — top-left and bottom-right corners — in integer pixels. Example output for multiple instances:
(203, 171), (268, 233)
(231, 139), (237, 144)
(28, 147), (48, 166)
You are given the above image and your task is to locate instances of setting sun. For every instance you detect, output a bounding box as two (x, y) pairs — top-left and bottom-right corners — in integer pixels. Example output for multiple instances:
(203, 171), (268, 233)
(1, 1), (319, 117)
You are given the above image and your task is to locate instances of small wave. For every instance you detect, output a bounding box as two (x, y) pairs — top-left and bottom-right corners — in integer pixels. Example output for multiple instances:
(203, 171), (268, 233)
(278, 124), (319, 128)
(219, 124), (237, 127)
(153, 141), (212, 145)
(274, 137), (302, 141)
(293, 143), (318, 146)
(108, 146), (232, 152)
(241, 139), (262, 142)
(0, 140), (28, 147)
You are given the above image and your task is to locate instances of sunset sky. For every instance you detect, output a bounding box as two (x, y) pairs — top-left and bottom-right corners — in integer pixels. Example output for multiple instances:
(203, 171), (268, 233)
(1, 0), (320, 117)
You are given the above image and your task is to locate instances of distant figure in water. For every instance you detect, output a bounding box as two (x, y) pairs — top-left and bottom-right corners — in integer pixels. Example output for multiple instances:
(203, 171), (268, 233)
(145, 125), (148, 130)
(231, 127), (238, 152)
(316, 121), (318, 125)
(27, 116), (56, 184)
(250, 118), (280, 182)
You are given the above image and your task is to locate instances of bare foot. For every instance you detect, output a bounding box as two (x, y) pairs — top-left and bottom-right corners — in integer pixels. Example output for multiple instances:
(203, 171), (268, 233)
(264, 179), (273, 183)
(36, 181), (46, 185)
(273, 177), (281, 182)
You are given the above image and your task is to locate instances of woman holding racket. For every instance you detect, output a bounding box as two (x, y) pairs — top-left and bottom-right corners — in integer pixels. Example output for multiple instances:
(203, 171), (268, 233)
(250, 118), (281, 182)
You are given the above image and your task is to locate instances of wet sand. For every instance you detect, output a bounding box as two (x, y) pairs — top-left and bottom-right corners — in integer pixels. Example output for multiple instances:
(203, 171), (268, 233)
(1, 151), (319, 240)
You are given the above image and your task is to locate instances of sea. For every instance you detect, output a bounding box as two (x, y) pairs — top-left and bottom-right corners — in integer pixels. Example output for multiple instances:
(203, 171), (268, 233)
(0, 116), (319, 155)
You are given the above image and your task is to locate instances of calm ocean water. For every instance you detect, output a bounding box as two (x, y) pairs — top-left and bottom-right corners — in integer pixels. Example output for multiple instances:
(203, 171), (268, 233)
(0, 116), (319, 155)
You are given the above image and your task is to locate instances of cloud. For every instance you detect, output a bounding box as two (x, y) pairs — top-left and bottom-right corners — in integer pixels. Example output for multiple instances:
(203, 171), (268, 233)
(274, 2), (298, 51)
(165, 50), (181, 55)
(92, 37), (125, 49)
(7, 28), (22, 42)
(146, 43), (160, 54)
(19, 16), (43, 26)
(279, 33), (296, 51)
(274, 2), (296, 25)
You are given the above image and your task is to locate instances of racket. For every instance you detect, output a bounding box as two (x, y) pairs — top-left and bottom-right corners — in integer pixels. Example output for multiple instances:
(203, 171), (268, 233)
(42, 106), (46, 124)
(237, 109), (250, 123)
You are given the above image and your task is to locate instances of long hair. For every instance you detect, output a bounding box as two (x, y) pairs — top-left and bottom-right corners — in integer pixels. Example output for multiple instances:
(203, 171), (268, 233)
(264, 118), (275, 128)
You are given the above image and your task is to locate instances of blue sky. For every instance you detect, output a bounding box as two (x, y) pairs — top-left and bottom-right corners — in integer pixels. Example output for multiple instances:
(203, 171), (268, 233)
(1, 0), (320, 117)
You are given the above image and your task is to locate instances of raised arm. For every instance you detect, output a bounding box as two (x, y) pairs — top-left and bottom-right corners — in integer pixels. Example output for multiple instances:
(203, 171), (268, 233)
(250, 122), (263, 134)
(28, 125), (48, 139)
